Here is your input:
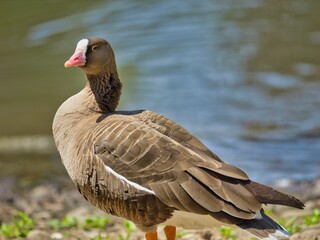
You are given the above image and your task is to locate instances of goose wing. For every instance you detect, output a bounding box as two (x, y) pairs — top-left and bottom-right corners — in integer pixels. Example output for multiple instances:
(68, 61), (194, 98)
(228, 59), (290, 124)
(93, 110), (262, 223)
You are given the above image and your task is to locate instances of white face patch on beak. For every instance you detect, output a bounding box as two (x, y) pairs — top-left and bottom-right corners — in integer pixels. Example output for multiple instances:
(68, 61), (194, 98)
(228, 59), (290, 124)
(75, 38), (89, 61)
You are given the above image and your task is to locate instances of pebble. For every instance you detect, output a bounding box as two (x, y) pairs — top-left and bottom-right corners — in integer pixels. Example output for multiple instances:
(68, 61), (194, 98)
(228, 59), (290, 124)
(201, 229), (213, 239)
(50, 232), (63, 239)
(291, 224), (320, 240)
(274, 178), (293, 188)
(27, 229), (51, 240)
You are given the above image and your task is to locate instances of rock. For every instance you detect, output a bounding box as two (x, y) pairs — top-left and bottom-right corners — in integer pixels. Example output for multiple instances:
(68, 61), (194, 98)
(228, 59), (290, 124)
(305, 199), (320, 210)
(66, 206), (96, 224)
(82, 229), (106, 239)
(291, 224), (320, 240)
(33, 210), (52, 229)
(201, 229), (213, 239)
(30, 184), (57, 202)
(66, 205), (109, 223)
(50, 232), (63, 239)
(200, 229), (221, 240)
(274, 178), (293, 189)
(27, 229), (50, 240)
(0, 204), (19, 223)
(0, 177), (16, 203)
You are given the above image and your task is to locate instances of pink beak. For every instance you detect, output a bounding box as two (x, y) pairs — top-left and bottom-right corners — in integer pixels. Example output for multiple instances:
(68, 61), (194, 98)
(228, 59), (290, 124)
(64, 50), (86, 68)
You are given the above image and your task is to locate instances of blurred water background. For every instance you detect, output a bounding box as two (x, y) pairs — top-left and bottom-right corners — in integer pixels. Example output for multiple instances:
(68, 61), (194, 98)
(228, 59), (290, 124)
(0, 0), (319, 186)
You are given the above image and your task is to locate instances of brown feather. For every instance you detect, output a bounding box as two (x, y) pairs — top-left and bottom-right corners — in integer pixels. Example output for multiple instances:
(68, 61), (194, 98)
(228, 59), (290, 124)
(244, 181), (305, 209)
(180, 176), (224, 212)
(187, 167), (261, 213)
(151, 182), (209, 214)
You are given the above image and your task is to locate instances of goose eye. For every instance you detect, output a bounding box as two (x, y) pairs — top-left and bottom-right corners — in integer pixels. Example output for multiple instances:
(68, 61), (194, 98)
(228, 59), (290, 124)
(91, 45), (99, 51)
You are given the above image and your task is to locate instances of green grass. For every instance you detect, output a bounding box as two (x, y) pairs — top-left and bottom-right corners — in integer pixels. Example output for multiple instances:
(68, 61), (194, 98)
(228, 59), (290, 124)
(47, 215), (111, 231)
(48, 216), (78, 230)
(278, 208), (320, 235)
(88, 220), (134, 240)
(304, 208), (320, 226)
(0, 211), (34, 238)
(118, 220), (135, 240)
(278, 217), (301, 234)
(89, 234), (107, 240)
(47, 215), (131, 240)
(219, 226), (237, 240)
(82, 216), (110, 230)
(176, 230), (189, 238)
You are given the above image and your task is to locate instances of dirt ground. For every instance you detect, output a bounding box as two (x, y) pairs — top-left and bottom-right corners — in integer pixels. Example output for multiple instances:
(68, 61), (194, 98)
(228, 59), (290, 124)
(0, 176), (319, 240)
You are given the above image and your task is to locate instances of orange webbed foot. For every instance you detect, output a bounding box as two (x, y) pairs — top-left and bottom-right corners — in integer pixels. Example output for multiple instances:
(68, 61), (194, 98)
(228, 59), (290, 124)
(164, 225), (176, 240)
(146, 230), (158, 240)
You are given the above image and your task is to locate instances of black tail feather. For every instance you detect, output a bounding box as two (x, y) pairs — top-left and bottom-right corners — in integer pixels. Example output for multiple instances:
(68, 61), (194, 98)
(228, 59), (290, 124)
(238, 210), (289, 240)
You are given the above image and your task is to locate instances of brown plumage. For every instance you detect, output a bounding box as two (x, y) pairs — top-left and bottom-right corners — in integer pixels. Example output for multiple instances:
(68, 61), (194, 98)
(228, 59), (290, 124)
(53, 37), (304, 240)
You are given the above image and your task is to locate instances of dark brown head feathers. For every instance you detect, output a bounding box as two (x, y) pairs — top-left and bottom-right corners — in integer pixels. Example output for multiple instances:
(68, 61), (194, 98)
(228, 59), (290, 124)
(82, 37), (117, 76)
(81, 37), (121, 113)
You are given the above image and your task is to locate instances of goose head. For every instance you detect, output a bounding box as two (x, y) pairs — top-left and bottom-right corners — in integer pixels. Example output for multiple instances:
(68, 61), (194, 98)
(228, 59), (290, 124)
(64, 37), (116, 75)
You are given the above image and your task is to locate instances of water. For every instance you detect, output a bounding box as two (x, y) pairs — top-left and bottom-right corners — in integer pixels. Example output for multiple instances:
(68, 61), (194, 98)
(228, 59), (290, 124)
(0, 0), (319, 184)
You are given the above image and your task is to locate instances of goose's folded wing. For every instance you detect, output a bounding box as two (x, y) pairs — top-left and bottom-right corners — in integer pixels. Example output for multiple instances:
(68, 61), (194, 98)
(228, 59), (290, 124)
(134, 110), (250, 180)
(134, 110), (217, 157)
(93, 113), (262, 223)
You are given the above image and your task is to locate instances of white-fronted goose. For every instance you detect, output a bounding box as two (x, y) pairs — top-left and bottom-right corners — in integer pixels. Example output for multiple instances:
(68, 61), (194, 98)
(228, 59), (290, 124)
(53, 37), (304, 240)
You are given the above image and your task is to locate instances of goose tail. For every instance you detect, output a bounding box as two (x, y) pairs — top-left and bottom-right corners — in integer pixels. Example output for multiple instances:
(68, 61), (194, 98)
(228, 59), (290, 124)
(237, 210), (289, 240)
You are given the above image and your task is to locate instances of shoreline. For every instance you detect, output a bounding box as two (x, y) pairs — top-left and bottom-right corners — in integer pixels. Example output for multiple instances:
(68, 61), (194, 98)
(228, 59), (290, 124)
(0, 176), (319, 239)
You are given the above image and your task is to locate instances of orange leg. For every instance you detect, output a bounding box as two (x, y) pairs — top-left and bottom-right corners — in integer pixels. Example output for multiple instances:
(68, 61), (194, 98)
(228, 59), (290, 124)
(146, 231), (158, 240)
(164, 225), (176, 240)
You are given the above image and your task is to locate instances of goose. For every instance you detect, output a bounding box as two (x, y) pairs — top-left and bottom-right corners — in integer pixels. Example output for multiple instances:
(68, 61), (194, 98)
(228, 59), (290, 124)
(53, 37), (304, 240)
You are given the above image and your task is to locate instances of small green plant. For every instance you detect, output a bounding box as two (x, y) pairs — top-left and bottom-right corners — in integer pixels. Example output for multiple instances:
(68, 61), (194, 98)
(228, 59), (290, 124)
(304, 208), (320, 226)
(263, 209), (274, 216)
(116, 220), (135, 240)
(278, 217), (301, 234)
(82, 216), (110, 230)
(277, 208), (320, 235)
(0, 211), (34, 238)
(176, 230), (189, 238)
(219, 226), (237, 240)
(89, 234), (107, 240)
(48, 216), (77, 230)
